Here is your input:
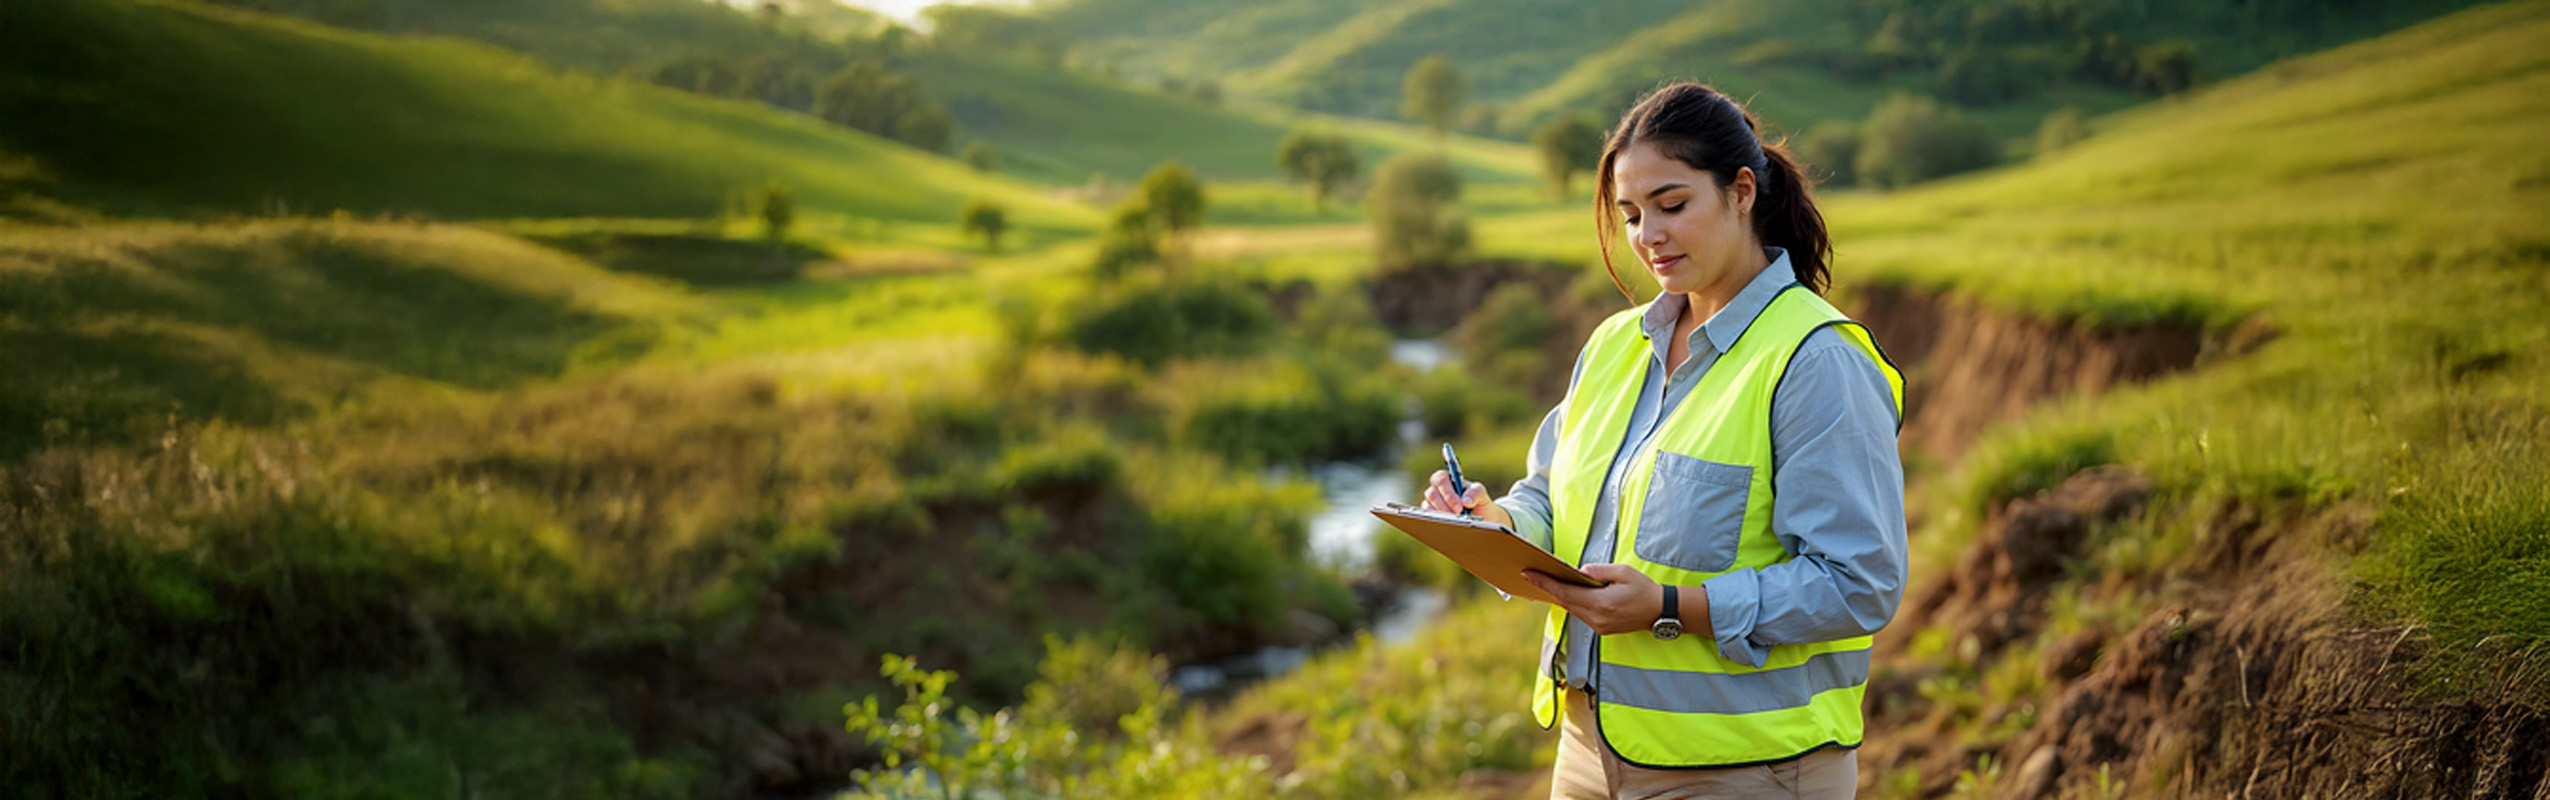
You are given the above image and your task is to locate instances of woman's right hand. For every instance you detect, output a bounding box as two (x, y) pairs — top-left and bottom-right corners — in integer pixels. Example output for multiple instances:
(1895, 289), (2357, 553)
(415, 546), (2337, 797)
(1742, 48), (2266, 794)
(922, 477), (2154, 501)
(1425, 470), (1515, 529)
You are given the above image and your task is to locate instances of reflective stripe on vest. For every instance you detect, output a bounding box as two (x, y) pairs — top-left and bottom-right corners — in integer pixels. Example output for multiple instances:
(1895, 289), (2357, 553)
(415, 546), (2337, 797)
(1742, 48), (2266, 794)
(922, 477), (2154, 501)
(1528, 283), (1905, 769)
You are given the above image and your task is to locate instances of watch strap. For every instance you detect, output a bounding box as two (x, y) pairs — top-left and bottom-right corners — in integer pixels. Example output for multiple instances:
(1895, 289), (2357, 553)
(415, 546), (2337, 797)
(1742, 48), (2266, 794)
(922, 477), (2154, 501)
(1659, 584), (1679, 625)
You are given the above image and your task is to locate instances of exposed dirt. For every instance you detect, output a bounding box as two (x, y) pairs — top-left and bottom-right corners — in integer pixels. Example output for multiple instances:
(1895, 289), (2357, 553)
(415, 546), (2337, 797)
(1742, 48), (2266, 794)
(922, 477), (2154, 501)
(1861, 466), (2550, 799)
(1885, 465), (2153, 664)
(1366, 260), (1585, 337)
(1848, 284), (2237, 464)
(1837, 287), (2545, 798)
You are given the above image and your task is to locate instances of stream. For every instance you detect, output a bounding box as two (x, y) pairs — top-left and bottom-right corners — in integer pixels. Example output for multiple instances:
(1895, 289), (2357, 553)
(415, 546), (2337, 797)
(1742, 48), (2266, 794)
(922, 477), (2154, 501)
(1169, 339), (1453, 696)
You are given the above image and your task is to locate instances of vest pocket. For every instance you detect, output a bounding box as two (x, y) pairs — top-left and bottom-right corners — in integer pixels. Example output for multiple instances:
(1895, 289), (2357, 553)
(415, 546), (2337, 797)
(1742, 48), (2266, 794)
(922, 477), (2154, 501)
(1632, 452), (1751, 572)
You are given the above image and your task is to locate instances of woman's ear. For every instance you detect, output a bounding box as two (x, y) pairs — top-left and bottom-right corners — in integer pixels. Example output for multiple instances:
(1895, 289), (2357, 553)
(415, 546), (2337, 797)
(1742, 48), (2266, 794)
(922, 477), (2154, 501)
(1731, 167), (1758, 217)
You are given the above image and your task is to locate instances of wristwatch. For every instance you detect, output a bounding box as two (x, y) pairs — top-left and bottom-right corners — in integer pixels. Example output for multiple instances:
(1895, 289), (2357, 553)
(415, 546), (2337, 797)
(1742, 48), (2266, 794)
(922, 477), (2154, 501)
(1651, 585), (1683, 640)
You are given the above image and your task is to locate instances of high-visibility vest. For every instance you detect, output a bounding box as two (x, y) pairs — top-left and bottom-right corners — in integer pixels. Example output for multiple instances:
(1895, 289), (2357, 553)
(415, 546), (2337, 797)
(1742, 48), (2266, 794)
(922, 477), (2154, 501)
(1532, 282), (1904, 768)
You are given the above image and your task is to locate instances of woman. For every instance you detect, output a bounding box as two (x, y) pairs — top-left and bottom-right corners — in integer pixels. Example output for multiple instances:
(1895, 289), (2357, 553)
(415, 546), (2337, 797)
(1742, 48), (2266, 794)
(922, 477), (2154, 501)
(1424, 83), (1906, 799)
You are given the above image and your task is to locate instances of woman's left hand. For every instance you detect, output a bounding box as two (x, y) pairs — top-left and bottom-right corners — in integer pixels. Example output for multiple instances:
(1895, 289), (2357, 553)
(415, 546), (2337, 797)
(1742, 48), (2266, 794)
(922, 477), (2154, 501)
(1524, 564), (1665, 636)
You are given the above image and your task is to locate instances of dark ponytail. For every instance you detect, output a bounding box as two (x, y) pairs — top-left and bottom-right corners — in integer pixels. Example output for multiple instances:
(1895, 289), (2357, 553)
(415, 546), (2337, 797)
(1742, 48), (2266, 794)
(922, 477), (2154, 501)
(1593, 83), (1833, 300)
(1753, 141), (1831, 294)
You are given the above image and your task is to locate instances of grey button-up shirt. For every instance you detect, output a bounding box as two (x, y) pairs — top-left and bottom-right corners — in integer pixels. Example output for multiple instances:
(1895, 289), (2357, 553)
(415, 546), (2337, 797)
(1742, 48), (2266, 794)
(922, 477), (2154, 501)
(1493, 248), (1906, 683)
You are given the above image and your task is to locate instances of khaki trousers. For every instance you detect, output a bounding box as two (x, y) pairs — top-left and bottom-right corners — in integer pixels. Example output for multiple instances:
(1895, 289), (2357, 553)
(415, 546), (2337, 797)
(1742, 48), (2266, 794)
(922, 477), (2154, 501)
(1551, 688), (1857, 800)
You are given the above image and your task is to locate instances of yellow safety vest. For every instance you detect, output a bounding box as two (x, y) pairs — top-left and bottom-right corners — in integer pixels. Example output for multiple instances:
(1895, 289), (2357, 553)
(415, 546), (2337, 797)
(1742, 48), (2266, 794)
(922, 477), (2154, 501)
(1533, 282), (1904, 768)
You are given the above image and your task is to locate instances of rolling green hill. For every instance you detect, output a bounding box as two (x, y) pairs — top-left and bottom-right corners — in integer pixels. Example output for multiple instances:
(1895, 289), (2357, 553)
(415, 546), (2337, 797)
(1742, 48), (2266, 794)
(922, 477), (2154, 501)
(899, 50), (1542, 188)
(0, 219), (704, 459)
(1230, 0), (1691, 119)
(203, 0), (884, 74)
(0, 0), (1088, 229)
(1047, 0), (2491, 142)
(1045, 0), (1689, 119)
(131, 0), (1544, 196)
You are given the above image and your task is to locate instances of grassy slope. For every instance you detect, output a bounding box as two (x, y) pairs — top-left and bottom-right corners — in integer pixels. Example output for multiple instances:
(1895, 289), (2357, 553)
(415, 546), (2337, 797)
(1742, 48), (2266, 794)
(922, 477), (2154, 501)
(0, 219), (704, 459)
(0, 0), (1089, 231)
(1053, 0), (2487, 144)
(1830, 0), (2550, 669)
(1495, 0), (2145, 139)
(1042, 0), (1369, 85)
(204, 0), (868, 75)
(1239, 0), (1690, 111)
(903, 51), (1543, 190)
(1212, 1), (2549, 792)
(1047, 0), (1687, 118)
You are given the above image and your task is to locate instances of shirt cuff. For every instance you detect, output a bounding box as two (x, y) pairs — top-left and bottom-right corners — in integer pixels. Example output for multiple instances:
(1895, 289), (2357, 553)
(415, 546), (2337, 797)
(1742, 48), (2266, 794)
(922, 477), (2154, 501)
(1496, 497), (1555, 552)
(1701, 569), (1771, 668)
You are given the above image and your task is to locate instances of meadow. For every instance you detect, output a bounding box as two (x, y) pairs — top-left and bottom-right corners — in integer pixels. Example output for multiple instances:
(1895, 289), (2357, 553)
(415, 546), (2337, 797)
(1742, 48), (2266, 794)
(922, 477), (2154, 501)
(2, 0), (2543, 797)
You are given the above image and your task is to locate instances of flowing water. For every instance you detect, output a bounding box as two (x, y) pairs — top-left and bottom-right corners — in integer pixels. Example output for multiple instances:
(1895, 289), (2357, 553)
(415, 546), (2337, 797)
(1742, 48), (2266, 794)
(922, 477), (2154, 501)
(1170, 340), (1453, 696)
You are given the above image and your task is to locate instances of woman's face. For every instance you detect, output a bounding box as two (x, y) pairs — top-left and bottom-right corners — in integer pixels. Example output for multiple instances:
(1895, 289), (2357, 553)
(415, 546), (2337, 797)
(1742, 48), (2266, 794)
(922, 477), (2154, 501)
(1612, 141), (1757, 300)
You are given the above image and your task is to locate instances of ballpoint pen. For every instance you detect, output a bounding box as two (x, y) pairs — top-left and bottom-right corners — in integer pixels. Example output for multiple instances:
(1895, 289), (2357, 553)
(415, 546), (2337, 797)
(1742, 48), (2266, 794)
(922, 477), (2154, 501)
(1441, 442), (1469, 517)
(1442, 442), (1512, 601)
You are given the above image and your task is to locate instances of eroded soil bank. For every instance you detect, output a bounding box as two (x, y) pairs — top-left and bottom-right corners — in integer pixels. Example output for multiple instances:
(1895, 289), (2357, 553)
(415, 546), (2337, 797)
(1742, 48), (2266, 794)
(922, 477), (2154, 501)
(1847, 284), (2543, 799)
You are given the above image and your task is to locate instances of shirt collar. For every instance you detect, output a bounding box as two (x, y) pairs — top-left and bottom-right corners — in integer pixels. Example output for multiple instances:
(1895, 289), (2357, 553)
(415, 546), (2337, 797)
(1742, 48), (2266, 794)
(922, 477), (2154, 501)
(1638, 247), (1799, 354)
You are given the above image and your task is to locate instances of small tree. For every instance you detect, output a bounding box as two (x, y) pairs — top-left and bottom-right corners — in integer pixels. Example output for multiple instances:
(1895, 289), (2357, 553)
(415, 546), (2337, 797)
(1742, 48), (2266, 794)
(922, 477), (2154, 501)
(1796, 121), (1862, 187)
(814, 61), (920, 137)
(2035, 107), (2090, 158)
(1089, 200), (1159, 280)
(1939, 47), (2030, 106)
(2136, 40), (2199, 95)
(1138, 162), (1205, 237)
(748, 182), (795, 242)
(895, 105), (955, 153)
(1401, 54), (1465, 136)
(961, 141), (1001, 173)
(960, 198), (1008, 253)
(1855, 92), (2000, 189)
(1530, 114), (1603, 199)
(646, 54), (743, 97)
(1276, 130), (1360, 213)
(1369, 153), (1469, 270)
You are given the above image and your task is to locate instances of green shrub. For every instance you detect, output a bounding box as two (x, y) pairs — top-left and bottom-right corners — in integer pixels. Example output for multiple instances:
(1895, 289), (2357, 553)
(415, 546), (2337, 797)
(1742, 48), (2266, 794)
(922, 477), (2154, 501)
(1370, 153), (1471, 270)
(1161, 360), (1400, 465)
(1531, 113), (1603, 199)
(1855, 92), (2001, 189)
(2135, 39), (2200, 95)
(1289, 286), (1393, 369)
(1797, 121), (1862, 187)
(960, 197), (1008, 252)
(1400, 54), (1465, 135)
(1938, 48), (2031, 106)
(997, 425), (1124, 504)
(1451, 282), (1560, 388)
(1956, 424), (2117, 512)
(1140, 491), (1292, 638)
(1138, 161), (1206, 237)
(1062, 277), (1276, 366)
(1276, 129), (1360, 213)
(2035, 106), (2091, 157)
(1089, 200), (1163, 279)
(960, 140), (1001, 173)
(1411, 362), (1538, 439)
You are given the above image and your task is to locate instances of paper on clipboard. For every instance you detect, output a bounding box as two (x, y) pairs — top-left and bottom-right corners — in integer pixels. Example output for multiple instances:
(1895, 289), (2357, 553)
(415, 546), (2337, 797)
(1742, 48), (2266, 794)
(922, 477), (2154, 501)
(1368, 503), (1606, 605)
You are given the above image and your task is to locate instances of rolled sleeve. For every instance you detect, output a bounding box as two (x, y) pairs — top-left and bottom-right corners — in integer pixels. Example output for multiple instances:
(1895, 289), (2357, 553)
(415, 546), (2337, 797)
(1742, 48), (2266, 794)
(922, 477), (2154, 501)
(1701, 329), (1907, 667)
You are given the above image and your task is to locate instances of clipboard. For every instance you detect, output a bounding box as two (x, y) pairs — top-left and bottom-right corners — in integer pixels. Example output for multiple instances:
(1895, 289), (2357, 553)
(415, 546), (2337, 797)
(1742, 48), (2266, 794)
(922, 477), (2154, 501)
(1369, 503), (1607, 604)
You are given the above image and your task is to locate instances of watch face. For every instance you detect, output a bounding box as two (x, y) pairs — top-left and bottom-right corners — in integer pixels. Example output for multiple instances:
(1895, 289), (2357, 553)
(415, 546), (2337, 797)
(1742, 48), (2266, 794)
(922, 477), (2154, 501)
(1651, 619), (1682, 640)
